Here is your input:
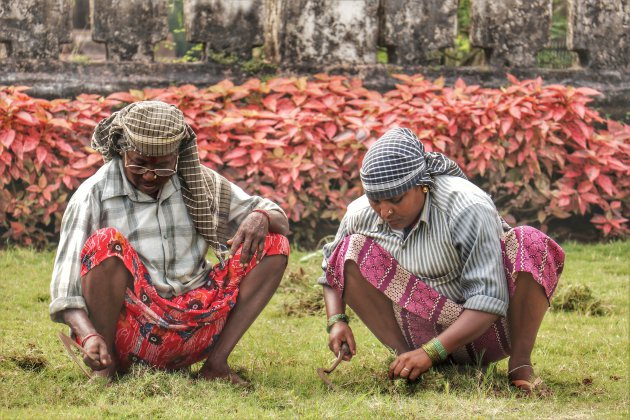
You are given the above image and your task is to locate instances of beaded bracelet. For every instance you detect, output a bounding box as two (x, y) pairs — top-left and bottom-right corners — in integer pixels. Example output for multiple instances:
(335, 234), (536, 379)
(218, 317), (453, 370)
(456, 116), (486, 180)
(81, 332), (105, 348)
(252, 209), (271, 225)
(421, 338), (448, 364)
(326, 313), (350, 333)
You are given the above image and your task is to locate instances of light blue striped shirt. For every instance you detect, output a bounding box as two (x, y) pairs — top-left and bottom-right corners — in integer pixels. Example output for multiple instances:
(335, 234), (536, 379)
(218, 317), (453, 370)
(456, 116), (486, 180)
(50, 158), (284, 322)
(320, 175), (510, 317)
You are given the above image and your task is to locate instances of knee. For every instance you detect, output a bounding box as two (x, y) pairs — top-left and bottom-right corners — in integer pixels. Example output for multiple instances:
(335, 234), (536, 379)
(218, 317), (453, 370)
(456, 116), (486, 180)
(81, 256), (132, 290)
(82, 227), (130, 256)
(264, 233), (290, 255)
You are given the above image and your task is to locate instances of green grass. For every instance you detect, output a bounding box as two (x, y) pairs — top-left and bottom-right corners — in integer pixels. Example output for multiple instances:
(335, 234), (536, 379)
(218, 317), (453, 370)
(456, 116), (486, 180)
(0, 241), (628, 419)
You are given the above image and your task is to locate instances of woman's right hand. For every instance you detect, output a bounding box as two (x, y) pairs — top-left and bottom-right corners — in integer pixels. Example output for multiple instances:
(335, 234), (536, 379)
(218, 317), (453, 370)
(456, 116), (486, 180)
(328, 322), (356, 361)
(82, 334), (112, 371)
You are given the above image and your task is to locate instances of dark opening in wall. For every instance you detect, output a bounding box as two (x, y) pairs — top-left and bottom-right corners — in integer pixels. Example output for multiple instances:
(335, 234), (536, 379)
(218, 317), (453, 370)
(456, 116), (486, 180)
(155, 0), (203, 63)
(440, 0), (485, 67)
(61, 0), (106, 63)
(72, 0), (90, 30)
(536, 0), (578, 69)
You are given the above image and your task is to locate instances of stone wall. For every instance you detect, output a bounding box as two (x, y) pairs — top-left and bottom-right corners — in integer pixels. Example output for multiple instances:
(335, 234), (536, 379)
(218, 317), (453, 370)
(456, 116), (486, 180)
(1, 0), (628, 119)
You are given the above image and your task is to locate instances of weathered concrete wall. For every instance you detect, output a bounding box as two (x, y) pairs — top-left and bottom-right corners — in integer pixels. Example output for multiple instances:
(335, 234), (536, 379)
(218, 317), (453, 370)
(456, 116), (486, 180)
(568, 0), (630, 69)
(380, 0), (458, 65)
(0, 0), (71, 60)
(0, 0), (628, 119)
(470, 0), (553, 67)
(90, 0), (168, 62)
(280, 0), (380, 65)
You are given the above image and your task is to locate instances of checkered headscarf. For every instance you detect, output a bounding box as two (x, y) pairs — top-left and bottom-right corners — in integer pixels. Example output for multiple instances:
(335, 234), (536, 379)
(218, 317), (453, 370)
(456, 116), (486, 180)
(360, 128), (466, 200)
(91, 101), (231, 255)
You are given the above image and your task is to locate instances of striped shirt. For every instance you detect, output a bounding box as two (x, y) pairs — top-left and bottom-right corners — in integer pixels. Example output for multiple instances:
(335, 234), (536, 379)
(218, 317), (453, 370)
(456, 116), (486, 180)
(319, 175), (510, 317)
(50, 158), (284, 322)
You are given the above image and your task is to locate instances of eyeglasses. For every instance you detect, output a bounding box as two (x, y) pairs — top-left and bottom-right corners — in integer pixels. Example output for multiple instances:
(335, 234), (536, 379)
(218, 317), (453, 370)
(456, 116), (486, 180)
(124, 153), (178, 177)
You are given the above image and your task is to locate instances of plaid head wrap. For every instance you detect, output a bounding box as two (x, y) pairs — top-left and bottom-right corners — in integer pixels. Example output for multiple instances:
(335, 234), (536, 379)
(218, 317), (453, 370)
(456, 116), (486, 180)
(91, 101), (232, 256)
(360, 128), (466, 200)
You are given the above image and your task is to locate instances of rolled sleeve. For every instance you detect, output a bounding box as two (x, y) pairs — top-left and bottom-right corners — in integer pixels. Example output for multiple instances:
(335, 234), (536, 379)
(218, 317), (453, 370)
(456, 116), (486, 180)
(49, 296), (88, 322)
(451, 203), (508, 317)
(49, 192), (100, 322)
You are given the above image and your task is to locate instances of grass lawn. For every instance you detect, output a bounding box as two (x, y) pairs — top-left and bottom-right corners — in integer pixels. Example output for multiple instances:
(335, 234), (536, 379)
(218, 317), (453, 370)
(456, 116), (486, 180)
(0, 241), (628, 419)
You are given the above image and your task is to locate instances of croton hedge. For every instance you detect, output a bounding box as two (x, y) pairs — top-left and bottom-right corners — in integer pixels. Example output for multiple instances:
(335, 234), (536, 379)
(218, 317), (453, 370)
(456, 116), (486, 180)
(1, 74), (628, 247)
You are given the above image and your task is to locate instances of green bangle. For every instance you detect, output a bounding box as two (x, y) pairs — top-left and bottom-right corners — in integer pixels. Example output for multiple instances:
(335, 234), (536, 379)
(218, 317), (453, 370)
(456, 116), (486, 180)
(421, 338), (448, 363)
(326, 313), (350, 333)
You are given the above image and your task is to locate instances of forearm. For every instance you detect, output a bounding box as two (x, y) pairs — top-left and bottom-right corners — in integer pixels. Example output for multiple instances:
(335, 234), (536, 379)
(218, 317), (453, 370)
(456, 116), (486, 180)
(323, 285), (346, 317)
(436, 309), (499, 354)
(267, 210), (290, 236)
(61, 308), (97, 340)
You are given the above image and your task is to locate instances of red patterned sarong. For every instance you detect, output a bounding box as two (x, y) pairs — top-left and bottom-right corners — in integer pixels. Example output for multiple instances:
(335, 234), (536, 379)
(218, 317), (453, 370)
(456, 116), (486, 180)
(326, 226), (564, 365)
(79, 227), (289, 371)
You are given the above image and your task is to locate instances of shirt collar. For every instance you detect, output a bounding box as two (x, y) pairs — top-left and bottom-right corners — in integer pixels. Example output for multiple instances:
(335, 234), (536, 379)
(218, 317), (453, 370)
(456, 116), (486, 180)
(101, 158), (180, 202)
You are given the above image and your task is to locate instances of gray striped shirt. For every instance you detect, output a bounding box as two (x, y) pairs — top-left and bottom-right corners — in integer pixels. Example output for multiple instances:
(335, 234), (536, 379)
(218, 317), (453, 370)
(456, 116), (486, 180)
(50, 158), (284, 322)
(319, 175), (509, 317)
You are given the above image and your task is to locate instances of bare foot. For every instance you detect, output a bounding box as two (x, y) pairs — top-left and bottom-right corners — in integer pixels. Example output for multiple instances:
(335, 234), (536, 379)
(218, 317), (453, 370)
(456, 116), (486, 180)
(199, 362), (250, 387)
(89, 365), (117, 385)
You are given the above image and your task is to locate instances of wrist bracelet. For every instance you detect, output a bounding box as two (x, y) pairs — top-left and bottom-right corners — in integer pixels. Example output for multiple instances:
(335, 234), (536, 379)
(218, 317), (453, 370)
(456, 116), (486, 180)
(252, 209), (271, 225)
(421, 337), (448, 364)
(326, 313), (350, 333)
(81, 332), (105, 348)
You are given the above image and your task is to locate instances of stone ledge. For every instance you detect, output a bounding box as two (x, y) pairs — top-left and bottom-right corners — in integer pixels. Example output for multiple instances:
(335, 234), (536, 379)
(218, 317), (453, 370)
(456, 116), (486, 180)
(1, 61), (628, 120)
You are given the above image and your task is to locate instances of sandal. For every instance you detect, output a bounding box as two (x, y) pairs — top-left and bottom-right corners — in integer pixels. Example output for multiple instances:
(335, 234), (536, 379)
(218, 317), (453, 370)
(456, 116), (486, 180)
(511, 377), (544, 392)
(508, 364), (552, 396)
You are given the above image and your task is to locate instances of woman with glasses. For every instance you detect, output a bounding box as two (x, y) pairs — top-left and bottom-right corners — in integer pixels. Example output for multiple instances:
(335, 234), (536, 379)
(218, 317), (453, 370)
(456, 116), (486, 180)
(50, 101), (290, 385)
(319, 128), (564, 394)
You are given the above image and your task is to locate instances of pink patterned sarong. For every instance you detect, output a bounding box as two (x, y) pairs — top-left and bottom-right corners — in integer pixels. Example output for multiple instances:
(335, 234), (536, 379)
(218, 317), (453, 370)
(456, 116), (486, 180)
(325, 226), (564, 365)
(79, 227), (290, 371)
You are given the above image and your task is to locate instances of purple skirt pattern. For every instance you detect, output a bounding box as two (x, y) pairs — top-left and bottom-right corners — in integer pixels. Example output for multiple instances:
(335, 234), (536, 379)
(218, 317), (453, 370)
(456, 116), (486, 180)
(325, 226), (564, 365)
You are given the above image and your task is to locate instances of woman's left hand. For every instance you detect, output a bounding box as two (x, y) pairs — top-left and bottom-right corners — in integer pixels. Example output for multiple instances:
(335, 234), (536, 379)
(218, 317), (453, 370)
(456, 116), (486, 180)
(388, 348), (433, 381)
(228, 211), (269, 266)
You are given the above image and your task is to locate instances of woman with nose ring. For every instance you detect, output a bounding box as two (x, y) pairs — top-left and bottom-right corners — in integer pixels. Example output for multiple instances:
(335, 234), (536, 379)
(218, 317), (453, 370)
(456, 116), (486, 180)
(318, 128), (564, 394)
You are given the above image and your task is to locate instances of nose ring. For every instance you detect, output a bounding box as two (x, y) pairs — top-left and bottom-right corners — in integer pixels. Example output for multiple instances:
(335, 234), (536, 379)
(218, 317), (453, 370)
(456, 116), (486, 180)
(387, 209), (393, 215)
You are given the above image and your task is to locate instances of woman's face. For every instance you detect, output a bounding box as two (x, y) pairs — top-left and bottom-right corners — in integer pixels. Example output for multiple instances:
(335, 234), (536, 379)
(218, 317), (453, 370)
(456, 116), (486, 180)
(368, 186), (426, 230)
(122, 150), (178, 198)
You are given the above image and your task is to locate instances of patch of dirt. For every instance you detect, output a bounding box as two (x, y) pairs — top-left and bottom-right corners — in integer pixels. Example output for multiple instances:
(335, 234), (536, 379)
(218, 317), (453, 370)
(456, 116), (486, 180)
(9, 353), (48, 372)
(282, 288), (324, 317)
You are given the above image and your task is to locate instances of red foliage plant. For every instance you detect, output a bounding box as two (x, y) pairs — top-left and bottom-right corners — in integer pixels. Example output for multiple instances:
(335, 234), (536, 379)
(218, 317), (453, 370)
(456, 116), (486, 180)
(0, 74), (628, 247)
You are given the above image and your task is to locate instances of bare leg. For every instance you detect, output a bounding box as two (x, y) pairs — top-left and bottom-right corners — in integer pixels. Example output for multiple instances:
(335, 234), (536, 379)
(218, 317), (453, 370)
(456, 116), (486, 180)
(81, 256), (133, 378)
(343, 261), (411, 355)
(507, 272), (549, 383)
(199, 255), (287, 384)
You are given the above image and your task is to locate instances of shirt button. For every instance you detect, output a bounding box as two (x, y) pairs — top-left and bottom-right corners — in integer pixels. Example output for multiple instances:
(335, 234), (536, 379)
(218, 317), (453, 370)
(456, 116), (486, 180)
(163, 234), (167, 239)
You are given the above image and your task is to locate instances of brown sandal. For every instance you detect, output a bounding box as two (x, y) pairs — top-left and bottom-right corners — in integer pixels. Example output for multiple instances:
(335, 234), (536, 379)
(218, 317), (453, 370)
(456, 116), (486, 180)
(511, 377), (543, 392)
(508, 364), (552, 396)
